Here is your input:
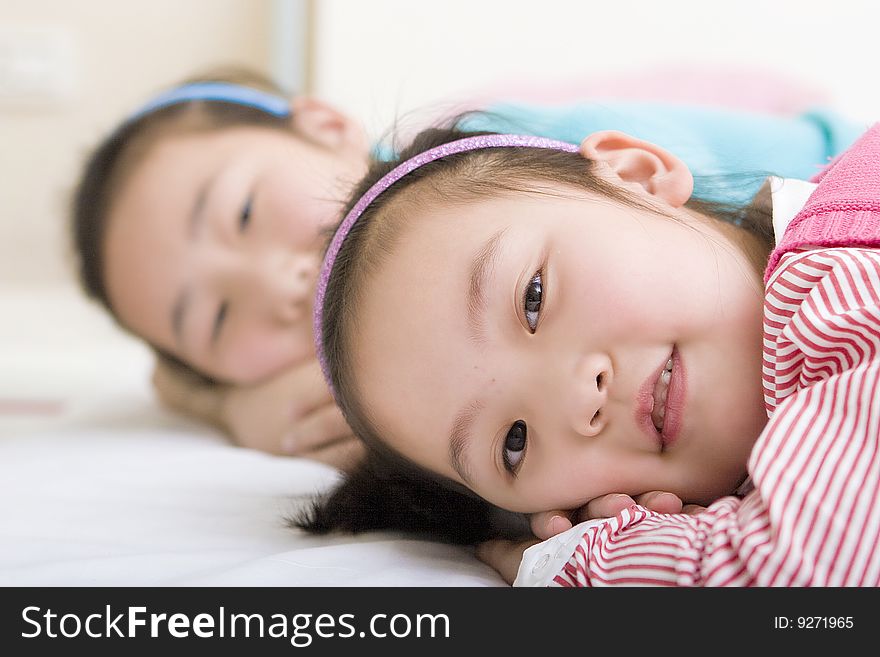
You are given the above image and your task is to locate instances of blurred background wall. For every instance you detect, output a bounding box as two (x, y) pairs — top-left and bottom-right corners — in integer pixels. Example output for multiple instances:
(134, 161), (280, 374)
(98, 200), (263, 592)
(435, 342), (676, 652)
(312, 0), (880, 136)
(0, 0), (273, 288)
(2, 0), (880, 291)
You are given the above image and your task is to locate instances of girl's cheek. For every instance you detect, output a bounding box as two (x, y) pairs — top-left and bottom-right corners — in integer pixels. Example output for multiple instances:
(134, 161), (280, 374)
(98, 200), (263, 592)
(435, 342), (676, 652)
(270, 199), (325, 250)
(223, 333), (288, 381)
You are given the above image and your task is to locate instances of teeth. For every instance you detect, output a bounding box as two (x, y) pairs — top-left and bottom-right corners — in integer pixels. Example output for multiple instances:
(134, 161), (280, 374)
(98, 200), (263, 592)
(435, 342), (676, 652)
(651, 356), (674, 432)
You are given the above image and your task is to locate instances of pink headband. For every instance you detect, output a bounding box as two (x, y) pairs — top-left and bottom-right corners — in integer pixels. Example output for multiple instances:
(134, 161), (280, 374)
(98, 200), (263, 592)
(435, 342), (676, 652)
(314, 134), (580, 393)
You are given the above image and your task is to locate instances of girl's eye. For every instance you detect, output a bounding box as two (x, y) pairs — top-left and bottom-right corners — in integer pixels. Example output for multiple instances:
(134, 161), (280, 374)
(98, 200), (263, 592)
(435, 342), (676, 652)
(212, 301), (229, 343)
(239, 197), (253, 231)
(502, 420), (527, 474)
(523, 270), (543, 332)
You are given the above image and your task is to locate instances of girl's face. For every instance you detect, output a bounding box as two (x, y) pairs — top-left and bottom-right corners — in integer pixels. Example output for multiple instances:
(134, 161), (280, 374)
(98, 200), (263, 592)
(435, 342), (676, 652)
(354, 181), (768, 513)
(104, 125), (367, 384)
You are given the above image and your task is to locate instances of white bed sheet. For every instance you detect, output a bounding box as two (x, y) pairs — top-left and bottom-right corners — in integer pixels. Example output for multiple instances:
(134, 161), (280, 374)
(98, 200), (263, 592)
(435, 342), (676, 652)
(0, 285), (505, 587)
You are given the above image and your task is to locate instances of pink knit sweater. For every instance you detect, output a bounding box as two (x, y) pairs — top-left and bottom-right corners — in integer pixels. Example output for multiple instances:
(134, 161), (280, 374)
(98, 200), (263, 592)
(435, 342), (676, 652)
(765, 122), (880, 278)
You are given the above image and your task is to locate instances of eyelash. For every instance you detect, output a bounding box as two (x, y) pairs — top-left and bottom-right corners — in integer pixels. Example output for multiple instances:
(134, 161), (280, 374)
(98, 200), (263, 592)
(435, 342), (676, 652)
(211, 196), (252, 342)
(212, 301), (228, 342)
(502, 420), (527, 475)
(499, 270), (544, 475)
(239, 196), (253, 231)
(523, 269), (543, 333)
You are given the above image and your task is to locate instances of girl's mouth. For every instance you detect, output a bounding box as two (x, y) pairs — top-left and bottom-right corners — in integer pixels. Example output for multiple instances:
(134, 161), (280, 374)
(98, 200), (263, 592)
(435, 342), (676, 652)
(651, 358), (673, 432)
(636, 346), (685, 451)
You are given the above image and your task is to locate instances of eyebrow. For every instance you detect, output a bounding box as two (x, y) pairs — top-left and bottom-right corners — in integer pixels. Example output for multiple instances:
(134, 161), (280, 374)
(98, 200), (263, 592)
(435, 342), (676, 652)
(466, 228), (508, 345)
(449, 399), (484, 487)
(448, 229), (510, 486)
(171, 178), (211, 346)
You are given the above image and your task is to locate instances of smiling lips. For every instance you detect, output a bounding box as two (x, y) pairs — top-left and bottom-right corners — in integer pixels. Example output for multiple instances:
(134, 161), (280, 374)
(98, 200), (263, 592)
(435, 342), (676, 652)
(636, 347), (685, 450)
(651, 357), (674, 431)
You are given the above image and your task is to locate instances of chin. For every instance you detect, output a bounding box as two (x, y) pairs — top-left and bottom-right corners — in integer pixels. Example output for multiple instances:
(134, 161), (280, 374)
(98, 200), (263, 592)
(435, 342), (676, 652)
(680, 419), (764, 506)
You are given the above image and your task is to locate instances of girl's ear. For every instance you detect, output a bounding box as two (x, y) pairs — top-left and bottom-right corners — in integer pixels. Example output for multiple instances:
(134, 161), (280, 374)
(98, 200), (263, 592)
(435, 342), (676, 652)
(579, 130), (693, 207)
(288, 96), (369, 157)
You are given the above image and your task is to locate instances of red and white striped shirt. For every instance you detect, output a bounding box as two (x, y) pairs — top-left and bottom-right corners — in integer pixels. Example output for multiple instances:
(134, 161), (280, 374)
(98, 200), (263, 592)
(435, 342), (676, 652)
(515, 124), (880, 587)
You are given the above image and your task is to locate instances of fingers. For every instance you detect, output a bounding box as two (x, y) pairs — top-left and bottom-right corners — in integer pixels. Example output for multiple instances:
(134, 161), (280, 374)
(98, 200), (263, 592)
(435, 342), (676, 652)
(152, 361), (224, 424)
(633, 491), (683, 514)
(282, 404), (352, 454)
(151, 361), (193, 404)
(577, 492), (682, 520)
(533, 493), (671, 539)
(577, 494), (637, 522)
(285, 359), (335, 417)
(475, 538), (540, 586)
(682, 504), (706, 515)
(474, 539), (509, 566)
(569, 491), (684, 525)
(529, 511), (573, 540)
(531, 493), (699, 546)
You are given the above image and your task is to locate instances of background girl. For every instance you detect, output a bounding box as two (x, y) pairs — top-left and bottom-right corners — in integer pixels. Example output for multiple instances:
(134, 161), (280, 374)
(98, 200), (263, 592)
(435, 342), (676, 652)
(72, 69), (368, 466)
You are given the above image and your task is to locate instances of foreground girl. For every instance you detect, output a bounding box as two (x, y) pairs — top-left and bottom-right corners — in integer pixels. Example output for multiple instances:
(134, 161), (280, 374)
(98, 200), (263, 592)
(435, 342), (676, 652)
(304, 121), (880, 585)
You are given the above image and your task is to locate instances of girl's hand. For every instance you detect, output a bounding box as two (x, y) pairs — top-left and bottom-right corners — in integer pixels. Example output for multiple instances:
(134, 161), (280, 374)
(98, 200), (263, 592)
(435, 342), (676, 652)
(529, 492), (706, 540)
(475, 538), (540, 586)
(479, 494), (707, 585)
(220, 358), (364, 469)
(152, 359), (224, 428)
(152, 358), (364, 471)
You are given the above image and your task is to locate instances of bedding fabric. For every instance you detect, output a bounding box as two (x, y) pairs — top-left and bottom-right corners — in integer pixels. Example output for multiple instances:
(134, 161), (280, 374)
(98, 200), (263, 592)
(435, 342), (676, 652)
(0, 286), (504, 586)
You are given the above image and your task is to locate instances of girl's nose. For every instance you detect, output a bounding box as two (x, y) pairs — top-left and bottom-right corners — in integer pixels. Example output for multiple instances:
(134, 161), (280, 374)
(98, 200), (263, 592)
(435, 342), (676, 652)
(260, 252), (319, 323)
(569, 353), (612, 437)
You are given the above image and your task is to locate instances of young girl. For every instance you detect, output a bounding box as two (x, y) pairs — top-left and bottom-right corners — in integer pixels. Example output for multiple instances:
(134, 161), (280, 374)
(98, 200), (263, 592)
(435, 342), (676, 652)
(71, 69), (862, 473)
(303, 118), (880, 586)
(72, 69), (369, 466)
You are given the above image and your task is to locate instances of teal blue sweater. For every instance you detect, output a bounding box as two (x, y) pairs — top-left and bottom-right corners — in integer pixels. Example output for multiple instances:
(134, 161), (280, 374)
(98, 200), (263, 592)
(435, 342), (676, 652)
(378, 102), (864, 207)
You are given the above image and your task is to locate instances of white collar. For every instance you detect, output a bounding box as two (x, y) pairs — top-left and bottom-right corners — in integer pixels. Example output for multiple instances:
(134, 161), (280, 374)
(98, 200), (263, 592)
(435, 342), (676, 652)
(768, 176), (818, 246)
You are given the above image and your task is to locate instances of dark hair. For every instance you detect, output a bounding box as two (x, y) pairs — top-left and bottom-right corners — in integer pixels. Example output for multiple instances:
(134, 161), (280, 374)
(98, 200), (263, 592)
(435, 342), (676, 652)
(70, 67), (293, 385)
(295, 118), (775, 544)
(295, 442), (531, 544)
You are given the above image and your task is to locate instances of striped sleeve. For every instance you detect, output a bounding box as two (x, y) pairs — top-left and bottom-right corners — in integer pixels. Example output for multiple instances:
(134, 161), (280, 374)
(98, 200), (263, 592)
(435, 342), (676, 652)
(523, 247), (880, 587)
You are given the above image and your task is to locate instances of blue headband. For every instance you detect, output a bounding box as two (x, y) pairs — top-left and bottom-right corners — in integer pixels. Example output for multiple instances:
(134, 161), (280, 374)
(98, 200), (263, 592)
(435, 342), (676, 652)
(127, 81), (291, 123)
